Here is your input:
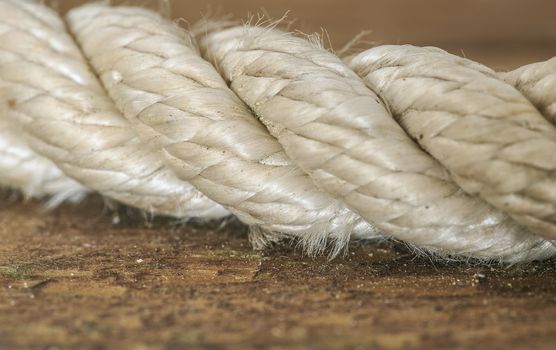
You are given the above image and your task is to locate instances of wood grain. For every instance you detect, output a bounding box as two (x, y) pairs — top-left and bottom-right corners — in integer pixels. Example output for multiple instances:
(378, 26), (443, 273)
(1, 197), (556, 350)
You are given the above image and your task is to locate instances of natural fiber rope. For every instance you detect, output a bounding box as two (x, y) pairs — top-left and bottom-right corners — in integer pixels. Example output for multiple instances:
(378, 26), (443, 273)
(1, 0), (555, 262)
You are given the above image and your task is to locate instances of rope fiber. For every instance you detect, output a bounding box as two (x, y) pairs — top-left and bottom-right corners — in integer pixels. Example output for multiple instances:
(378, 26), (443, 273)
(1, 0), (555, 262)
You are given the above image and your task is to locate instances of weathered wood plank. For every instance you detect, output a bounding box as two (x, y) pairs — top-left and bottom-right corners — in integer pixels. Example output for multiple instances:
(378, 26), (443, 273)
(0, 197), (555, 349)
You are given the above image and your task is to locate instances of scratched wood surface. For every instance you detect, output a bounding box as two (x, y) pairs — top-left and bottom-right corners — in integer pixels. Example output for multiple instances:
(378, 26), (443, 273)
(1, 1), (556, 349)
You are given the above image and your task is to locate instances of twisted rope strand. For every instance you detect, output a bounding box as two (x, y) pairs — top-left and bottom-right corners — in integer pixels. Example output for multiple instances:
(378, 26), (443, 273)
(198, 25), (554, 261)
(0, 0), (228, 218)
(0, 117), (85, 203)
(66, 3), (378, 255)
(1, 0), (555, 262)
(502, 57), (556, 125)
(348, 46), (556, 240)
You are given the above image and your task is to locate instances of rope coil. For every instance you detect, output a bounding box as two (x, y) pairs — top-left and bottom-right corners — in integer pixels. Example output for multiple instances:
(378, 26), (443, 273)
(1, 0), (555, 262)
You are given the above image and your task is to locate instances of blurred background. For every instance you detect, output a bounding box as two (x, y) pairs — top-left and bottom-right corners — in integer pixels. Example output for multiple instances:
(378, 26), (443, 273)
(58, 0), (556, 70)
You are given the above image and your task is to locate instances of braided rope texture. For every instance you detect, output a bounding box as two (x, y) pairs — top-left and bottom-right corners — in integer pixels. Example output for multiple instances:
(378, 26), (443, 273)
(1, 0), (555, 262)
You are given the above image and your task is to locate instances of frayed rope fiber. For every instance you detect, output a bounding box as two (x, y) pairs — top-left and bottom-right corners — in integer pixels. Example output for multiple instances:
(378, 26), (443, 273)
(1, 0), (556, 263)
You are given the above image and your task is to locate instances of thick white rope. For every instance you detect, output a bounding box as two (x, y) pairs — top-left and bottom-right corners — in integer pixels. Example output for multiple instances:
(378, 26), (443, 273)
(0, 0), (228, 219)
(197, 25), (555, 261)
(66, 4), (378, 255)
(1, 0), (555, 262)
(348, 46), (556, 240)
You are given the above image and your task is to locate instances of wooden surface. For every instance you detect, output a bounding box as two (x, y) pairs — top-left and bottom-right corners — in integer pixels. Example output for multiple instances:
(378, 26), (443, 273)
(1, 197), (556, 350)
(2, 1), (556, 349)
